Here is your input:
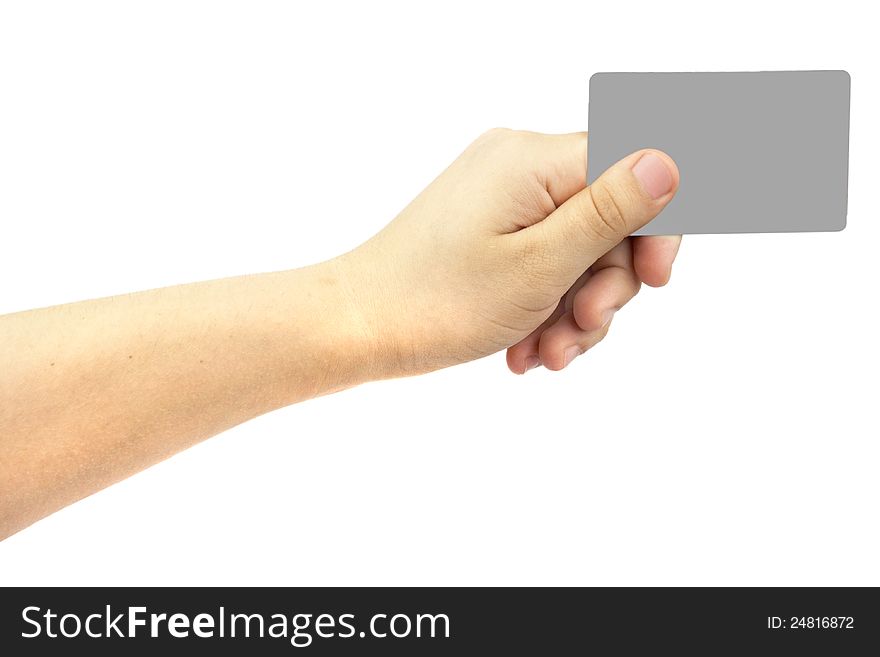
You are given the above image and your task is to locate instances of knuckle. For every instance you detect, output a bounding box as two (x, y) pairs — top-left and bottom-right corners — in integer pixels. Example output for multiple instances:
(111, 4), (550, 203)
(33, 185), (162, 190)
(475, 127), (514, 147)
(580, 322), (612, 353)
(585, 182), (629, 242)
(475, 127), (535, 152)
(591, 323), (611, 345)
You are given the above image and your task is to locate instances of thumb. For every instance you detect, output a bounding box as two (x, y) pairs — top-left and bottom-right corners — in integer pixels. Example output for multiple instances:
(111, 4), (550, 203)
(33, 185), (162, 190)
(535, 149), (679, 285)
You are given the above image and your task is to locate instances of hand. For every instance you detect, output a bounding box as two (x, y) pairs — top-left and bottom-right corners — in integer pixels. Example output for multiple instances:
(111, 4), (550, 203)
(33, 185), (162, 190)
(340, 129), (681, 376)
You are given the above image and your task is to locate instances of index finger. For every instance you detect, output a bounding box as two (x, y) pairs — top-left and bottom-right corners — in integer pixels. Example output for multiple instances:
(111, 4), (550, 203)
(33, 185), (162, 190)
(632, 235), (682, 287)
(533, 131), (588, 207)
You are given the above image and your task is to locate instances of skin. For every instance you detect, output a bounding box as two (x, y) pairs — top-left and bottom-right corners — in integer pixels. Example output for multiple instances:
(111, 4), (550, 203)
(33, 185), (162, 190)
(0, 129), (681, 539)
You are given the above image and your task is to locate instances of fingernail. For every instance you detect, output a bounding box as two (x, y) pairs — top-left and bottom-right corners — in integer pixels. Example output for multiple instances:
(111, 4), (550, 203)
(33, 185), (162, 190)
(524, 355), (541, 372)
(601, 309), (616, 326)
(563, 346), (581, 368)
(632, 152), (674, 200)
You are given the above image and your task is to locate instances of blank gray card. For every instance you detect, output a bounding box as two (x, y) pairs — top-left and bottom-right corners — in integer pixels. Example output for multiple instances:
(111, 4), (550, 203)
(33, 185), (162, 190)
(587, 71), (850, 234)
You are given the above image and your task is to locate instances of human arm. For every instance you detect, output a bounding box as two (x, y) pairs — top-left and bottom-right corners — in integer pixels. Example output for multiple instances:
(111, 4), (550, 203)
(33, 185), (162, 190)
(0, 129), (680, 538)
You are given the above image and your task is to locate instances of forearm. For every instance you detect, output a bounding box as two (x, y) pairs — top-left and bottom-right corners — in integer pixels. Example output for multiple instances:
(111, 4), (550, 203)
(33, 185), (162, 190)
(0, 256), (377, 538)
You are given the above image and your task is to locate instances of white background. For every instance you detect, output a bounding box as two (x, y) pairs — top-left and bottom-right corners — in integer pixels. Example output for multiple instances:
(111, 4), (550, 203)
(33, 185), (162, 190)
(0, 1), (876, 586)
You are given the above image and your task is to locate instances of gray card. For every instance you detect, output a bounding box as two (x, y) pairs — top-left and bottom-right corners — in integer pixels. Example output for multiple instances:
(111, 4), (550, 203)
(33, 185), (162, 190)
(587, 71), (850, 235)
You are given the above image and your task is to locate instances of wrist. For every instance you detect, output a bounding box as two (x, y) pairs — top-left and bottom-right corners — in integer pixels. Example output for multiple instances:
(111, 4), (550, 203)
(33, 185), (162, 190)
(227, 260), (390, 404)
(327, 249), (404, 383)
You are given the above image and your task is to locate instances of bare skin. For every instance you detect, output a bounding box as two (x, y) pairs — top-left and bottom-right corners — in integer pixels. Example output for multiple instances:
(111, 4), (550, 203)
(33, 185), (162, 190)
(0, 130), (681, 539)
